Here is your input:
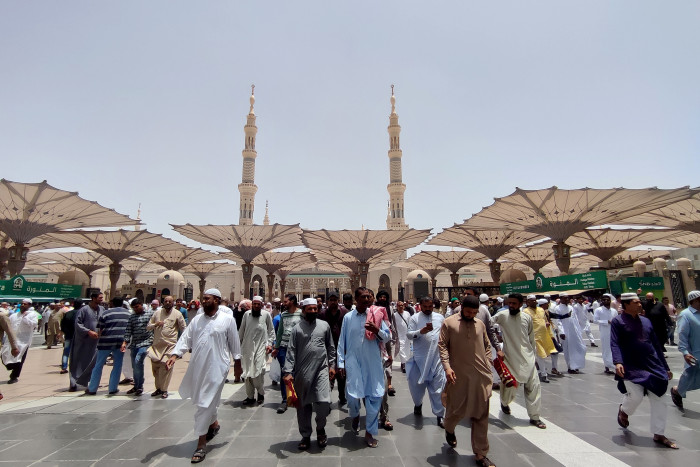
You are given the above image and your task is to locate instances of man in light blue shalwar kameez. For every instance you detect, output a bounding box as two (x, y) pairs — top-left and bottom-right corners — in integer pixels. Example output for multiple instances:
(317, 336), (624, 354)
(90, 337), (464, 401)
(671, 290), (700, 409)
(337, 287), (391, 448)
(406, 296), (446, 427)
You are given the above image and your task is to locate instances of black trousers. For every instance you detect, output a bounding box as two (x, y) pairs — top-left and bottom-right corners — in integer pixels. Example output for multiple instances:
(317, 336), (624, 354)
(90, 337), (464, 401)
(5, 350), (28, 380)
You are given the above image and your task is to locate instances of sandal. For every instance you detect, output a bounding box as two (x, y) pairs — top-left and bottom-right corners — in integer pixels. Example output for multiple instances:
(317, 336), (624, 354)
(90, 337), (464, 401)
(475, 456), (496, 467)
(529, 419), (546, 429)
(380, 419), (394, 431)
(445, 430), (457, 448)
(653, 436), (678, 449)
(298, 437), (311, 450)
(205, 424), (220, 441)
(617, 405), (629, 429)
(191, 448), (206, 463)
(161, 392), (169, 399)
(317, 432), (328, 448)
(670, 387), (683, 409)
(387, 386), (396, 396)
(365, 435), (378, 448)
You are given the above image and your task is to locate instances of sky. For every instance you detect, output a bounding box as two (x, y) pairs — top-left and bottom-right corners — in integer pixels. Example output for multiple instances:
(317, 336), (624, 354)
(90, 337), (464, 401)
(1, 1), (699, 251)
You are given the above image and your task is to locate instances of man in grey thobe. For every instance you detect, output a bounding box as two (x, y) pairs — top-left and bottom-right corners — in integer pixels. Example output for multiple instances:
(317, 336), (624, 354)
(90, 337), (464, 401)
(283, 298), (336, 450)
(68, 292), (104, 391)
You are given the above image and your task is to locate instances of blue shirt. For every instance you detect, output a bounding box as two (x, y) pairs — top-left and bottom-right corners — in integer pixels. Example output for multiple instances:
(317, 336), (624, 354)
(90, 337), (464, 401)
(97, 307), (131, 350)
(678, 305), (700, 367)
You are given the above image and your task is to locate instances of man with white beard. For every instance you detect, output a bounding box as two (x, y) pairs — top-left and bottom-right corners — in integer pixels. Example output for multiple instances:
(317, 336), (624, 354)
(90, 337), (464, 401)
(593, 294), (617, 374)
(550, 293), (586, 374)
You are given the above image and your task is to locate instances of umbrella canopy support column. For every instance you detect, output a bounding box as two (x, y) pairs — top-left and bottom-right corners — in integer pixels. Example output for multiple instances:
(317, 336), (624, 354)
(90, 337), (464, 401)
(488, 261), (502, 284)
(198, 278), (206, 301)
(241, 263), (253, 300)
(552, 242), (571, 275)
(7, 243), (29, 277)
(359, 261), (370, 287)
(0, 247), (8, 279)
(266, 273), (275, 303)
(449, 272), (459, 288)
(108, 262), (123, 300)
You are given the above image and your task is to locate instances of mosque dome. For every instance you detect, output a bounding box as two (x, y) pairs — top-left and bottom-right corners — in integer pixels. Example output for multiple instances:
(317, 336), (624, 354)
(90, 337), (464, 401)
(499, 268), (527, 284)
(157, 270), (185, 284)
(406, 269), (429, 281)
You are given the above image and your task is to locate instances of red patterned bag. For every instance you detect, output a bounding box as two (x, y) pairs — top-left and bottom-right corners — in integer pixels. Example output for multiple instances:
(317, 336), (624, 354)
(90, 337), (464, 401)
(285, 379), (299, 408)
(493, 356), (518, 388)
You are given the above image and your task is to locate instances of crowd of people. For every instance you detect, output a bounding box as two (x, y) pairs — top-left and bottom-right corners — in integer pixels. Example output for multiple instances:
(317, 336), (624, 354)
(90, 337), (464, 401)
(1, 284), (699, 466)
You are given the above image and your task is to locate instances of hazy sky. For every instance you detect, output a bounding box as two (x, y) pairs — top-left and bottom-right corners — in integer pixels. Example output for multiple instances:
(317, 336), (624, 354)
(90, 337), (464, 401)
(2, 1), (699, 250)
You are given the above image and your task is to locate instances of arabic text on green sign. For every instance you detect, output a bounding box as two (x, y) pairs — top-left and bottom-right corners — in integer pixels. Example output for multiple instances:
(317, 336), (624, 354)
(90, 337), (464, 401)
(500, 270), (609, 295)
(625, 276), (664, 291)
(0, 275), (83, 299)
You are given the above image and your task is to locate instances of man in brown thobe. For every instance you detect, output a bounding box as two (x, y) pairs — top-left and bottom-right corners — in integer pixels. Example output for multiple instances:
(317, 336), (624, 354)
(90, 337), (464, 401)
(147, 296), (186, 398)
(439, 295), (495, 467)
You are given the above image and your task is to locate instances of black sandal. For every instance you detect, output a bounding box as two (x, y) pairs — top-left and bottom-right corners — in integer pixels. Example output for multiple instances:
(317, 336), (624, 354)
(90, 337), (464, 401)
(191, 448), (206, 463)
(387, 386), (396, 396)
(298, 437), (311, 450)
(445, 430), (457, 448)
(317, 431), (328, 448)
(351, 416), (360, 434)
(205, 425), (220, 441)
(617, 405), (629, 429)
(529, 419), (546, 429)
(653, 436), (678, 449)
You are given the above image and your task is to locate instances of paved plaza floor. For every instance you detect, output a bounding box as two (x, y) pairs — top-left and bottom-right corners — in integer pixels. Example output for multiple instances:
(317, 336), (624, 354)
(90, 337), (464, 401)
(0, 330), (699, 466)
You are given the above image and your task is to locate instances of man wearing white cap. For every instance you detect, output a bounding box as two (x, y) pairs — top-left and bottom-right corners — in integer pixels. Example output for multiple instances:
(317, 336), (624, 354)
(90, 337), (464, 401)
(612, 292), (677, 449)
(477, 293), (501, 389)
(550, 293), (586, 374)
(670, 291), (700, 409)
(573, 296), (596, 347)
(593, 294), (617, 374)
(167, 288), (241, 463)
(283, 297), (336, 450)
(1, 298), (38, 384)
(239, 296), (275, 405)
(523, 295), (558, 383)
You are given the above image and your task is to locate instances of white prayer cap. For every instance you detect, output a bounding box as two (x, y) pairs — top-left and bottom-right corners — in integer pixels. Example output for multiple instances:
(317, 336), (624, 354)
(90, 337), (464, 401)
(603, 293), (613, 299)
(479, 293), (489, 303)
(497, 297), (504, 303)
(526, 294), (536, 300)
(204, 288), (222, 298)
(64, 302), (70, 306)
(301, 298), (317, 308)
(620, 292), (639, 301)
(537, 299), (548, 305)
(544, 294), (551, 299)
(687, 290), (700, 302)
(559, 293), (569, 298)
(22, 298), (32, 304)
(252, 295), (264, 303)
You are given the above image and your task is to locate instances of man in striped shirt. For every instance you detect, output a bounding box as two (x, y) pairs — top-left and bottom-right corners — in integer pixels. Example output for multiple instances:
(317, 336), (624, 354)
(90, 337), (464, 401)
(121, 298), (154, 396)
(86, 297), (131, 395)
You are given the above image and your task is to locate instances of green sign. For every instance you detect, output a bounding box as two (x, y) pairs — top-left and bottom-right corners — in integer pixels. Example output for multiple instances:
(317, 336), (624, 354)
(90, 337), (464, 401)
(0, 275), (83, 300)
(500, 270), (609, 295)
(625, 276), (664, 291)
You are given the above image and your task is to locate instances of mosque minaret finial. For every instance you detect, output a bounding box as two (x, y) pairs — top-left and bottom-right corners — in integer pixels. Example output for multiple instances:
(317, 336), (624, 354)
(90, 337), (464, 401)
(263, 200), (270, 226)
(386, 85), (408, 230)
(238, 85), (259, 225)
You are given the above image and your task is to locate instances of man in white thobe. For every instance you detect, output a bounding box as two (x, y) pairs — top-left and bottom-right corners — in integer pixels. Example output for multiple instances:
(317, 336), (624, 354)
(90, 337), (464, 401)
(166, 288), (241, 463)
(492, 293), (546, 429)
(573, 296), (596, 346)
(239, 295), (275, 405)
(1, 299), (39, 384)
(593, 294), (617, 374)
(337, 287), (391, 448)
(392, 301), (412, 373)
(551, 293), (586, 373)
(406, 296), (446, 428)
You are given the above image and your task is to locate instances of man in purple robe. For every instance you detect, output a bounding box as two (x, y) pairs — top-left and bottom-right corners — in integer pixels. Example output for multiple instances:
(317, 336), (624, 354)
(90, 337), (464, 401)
(611, 292), (678, 449)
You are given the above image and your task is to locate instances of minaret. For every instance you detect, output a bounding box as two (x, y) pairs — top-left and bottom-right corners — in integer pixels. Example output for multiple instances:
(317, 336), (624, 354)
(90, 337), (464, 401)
(238, 85), (258, 225)
(386, 85), (408, 230)
(263, 200), (270, 226)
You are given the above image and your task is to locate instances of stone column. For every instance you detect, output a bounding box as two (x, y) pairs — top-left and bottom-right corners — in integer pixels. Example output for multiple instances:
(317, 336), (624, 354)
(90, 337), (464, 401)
(108, 262), (123, 300)
(449, 272), (459, 288)
(198, 278), (206, 300)
(266, 274), (276, 303)
(241, 263), (253, 300)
